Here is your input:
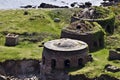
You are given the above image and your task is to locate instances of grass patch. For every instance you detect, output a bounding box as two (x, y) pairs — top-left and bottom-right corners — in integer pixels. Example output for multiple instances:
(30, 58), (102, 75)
(69, 49), (120, 78)
(0, 8), (81, 61)
(0, 8), (76, 61)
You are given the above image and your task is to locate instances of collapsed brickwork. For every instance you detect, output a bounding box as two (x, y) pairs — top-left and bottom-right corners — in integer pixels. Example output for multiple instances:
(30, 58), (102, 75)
(71, 7), (115, 34)
(61, 21), (105, 51)
(41, 38), (91, 75)
(5, 33), (19, 46)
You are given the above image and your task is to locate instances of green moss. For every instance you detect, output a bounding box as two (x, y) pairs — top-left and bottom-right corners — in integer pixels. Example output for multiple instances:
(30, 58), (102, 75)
(105, 6), (120, 49)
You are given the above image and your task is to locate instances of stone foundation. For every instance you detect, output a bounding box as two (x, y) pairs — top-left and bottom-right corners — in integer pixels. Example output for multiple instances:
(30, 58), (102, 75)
(5, 33), (19, 46)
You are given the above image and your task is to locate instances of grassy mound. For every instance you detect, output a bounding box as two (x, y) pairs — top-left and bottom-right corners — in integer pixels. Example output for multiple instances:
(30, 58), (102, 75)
(0, 8), (80, 62)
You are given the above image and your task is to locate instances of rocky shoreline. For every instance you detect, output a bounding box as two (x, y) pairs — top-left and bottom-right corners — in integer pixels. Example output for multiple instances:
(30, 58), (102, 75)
(0, 0), (102, 9)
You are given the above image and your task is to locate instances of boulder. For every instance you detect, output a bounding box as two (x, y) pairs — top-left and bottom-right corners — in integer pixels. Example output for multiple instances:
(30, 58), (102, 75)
(54, 18), (61, 22)
(38, 3), (59, 8)
(85, 2), (92, 7)
(109, 50), (120, 60)
(24, 11), (29, 15)
(105, 64), (120, 72)
(116, 48), (120, 51)
(79, 3), (85, 8)
(38, 3), (68, 8)
(98, 74), (119, 80)
(70, 2), (77, 7)
(0, 76), (6, 80)
(20, 5), (33, 8)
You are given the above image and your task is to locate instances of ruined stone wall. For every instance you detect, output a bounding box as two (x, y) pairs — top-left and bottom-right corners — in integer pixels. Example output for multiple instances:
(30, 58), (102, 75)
(61, 30), (104, 52)
(41, 46), (89, 73)
(71, 12), (115, 34)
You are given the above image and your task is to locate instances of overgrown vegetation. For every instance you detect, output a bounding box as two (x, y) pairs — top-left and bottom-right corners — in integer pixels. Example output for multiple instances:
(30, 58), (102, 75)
(65, 20), (105, 34)
(105, 6), (120, 49)
(93, 6), (110, 19)
(0, 8), (80, 62)
(68, 6), (120, 79)
(68, 49), (120, 78)
(0, 6), (120, 79)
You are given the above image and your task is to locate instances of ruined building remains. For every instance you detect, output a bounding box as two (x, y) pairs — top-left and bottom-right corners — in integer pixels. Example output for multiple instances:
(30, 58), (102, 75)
(71, 7), (115, 34)
(61, 21), (105, 51)
(5, 33), (19, 46)
(41, 38), (91, 74)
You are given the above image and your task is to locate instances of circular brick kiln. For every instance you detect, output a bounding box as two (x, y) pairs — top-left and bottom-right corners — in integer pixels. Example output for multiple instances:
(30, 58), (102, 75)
(71, 7), (115, 34)
(61, 21), (105, 51)
(41, 38), (89, 73)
